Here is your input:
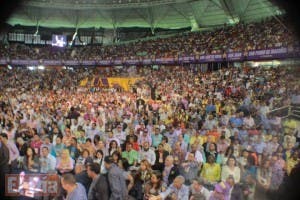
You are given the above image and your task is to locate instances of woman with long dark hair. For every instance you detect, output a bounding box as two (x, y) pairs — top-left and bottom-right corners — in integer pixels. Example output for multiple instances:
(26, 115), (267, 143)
(23, 146), (39, 173)
(108, 140), (119, 156)
(144, 171), (166, 200)
(93, 149), (106, 173)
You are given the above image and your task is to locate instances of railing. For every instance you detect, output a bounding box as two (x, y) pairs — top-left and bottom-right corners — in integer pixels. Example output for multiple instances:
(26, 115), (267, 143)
(290, 104), (300, 119)
(1, 46), (299, 66)
(268, 104), (300, 120)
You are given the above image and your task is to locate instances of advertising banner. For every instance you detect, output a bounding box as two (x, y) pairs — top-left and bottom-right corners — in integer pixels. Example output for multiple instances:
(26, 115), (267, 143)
(142, 59), (152, 65)
(247, 47), (288, 59)
(81, 60), (96, 65)
(97, 60), (112, 65)
(125, 59), (139, 65)
(227, 52), (243, 61)
(0, 59), (7, 65)
(43, 60), (62, 65)
(199, 54), (223, 62)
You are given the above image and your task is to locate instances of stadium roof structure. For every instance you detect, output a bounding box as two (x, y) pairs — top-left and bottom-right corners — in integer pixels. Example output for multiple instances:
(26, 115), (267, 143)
(6, 0), (284, 30)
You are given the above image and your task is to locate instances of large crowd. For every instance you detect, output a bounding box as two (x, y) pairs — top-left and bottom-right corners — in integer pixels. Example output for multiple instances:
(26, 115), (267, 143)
(0, 63), (299, 200)
(0, 17), (298, 61)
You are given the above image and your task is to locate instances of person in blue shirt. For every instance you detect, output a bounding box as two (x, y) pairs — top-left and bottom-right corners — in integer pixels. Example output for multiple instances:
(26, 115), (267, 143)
(152, 126), (163, 148)
(61, 173), (87, 200)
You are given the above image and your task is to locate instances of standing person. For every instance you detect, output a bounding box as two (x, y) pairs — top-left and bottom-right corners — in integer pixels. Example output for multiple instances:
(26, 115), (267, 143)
(86, 162), (110, 200)
(61, 173), (87, 200)
(104, 155), (128, 200)
(0, 133), (19, 168)
(0, 139), (9, 198)
(255, 159), (272, 200)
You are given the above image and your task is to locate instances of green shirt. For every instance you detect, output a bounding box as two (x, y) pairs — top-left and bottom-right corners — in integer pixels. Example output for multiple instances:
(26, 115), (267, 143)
(122, 150), (138, 165)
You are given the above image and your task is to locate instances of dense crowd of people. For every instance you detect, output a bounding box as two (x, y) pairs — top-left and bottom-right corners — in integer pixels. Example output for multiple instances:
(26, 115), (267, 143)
(0, 17), (298, 61)
(0, 64), (299, 200)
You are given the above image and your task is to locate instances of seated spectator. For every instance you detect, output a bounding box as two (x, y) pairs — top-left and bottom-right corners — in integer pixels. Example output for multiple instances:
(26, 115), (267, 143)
(56, 149), (74, 174)
(149, 175), (189, 200)
(190, 178), (211, 200)
(140, 139), (156, 163)
(23, 146), (39, 173)
(108, 140), (120, 156)
(221, 156), (241, 183)
(201, 155), (221, 190)
(171, 141), (186, 166)
(153, 143), (169, 171)
(93, 149), (106, 174)
(286, 150), (300, 175)
(180, 152), (200, 185)
(77, 149), (93, 166)
(151, 126), (163, 149)
(51, 136), (65, 158)
(162, 155), (180, 186)
(122, 142), (139, 166)
(40, 146), (56, 173)
(144, 171), (166, 200)
(161, 136), (172, 153)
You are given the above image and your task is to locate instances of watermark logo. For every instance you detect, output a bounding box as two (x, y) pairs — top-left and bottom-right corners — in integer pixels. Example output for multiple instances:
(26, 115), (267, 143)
(5, 172), (59, 198)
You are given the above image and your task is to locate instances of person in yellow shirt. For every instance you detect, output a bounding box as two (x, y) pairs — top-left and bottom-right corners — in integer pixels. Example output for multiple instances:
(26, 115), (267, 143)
(190, 130), (205, 146)
(283, 118), (297, 135)
(286, 151), (300, 175)
(215, 100), (222, 115)
(201, 154), (221, 186)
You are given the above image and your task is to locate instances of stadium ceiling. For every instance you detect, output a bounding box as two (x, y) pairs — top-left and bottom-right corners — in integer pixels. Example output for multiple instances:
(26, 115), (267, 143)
(6, 0), (284, 30)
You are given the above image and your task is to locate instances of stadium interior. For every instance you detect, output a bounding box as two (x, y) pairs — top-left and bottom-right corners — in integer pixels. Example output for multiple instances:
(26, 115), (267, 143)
(0, 0), (299, 200)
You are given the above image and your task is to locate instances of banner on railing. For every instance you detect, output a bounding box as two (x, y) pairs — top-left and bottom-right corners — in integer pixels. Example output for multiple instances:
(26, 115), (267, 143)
(1, 46), (299, 66)
(113, 60), (122, 65)
(43, 60), (62, 65)
(247, 47), (288, 59)
(63, 60), (79, 65)
(125, 59), (139, 65)
(81, 60), (96, 65)
(160, 57), (175, 64)
(97, 60), (112, 65)
(142, 59), (152, 65)
(178, 56), (195, 63)
(199, 54), (223, 62)
(227, 52), (243, 61)
(0, 58), (8, 65)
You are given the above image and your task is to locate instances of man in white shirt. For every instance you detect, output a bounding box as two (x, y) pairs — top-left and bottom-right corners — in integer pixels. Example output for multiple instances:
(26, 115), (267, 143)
(40, 146), (56, 173)
(190, 178), (211, 200)
(113, 124), (126, 147)
(139, 141), (156, 166)
(187, 144), (204, 164)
